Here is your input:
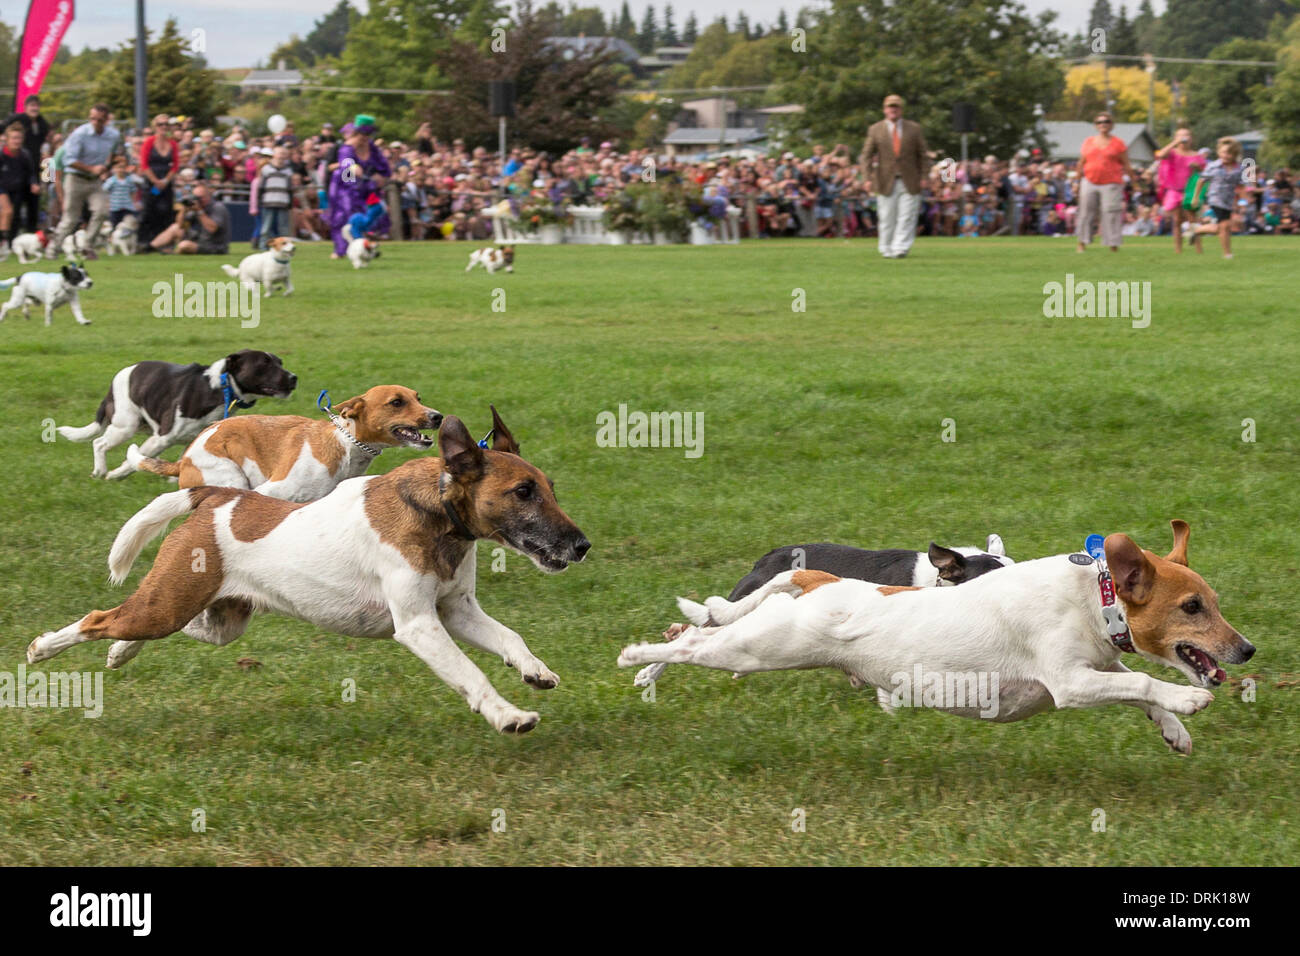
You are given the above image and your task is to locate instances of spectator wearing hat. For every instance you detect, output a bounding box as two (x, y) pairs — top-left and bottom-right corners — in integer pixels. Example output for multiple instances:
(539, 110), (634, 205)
(327, 116), (391, 257)
(860, 93), (928, 258)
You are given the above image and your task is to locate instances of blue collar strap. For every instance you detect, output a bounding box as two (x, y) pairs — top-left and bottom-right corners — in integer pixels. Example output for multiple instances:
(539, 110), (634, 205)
(221, 372), (256, 418)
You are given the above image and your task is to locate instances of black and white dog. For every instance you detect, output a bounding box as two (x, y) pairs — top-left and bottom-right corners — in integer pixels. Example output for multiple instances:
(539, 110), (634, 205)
(635, 535), (1013, 686)
(728, 535), (1013, 600)
(58, 349), (297, 480)
(0, 264), (94, 326)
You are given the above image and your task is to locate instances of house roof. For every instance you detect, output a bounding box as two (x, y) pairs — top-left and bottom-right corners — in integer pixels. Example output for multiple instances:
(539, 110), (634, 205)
(663, 127), (765, 145)
(1041, 121), (1158, 161)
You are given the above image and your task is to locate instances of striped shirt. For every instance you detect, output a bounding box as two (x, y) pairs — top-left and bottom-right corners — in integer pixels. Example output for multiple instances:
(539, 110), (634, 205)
(102, 173), (142, 212)
(258, 163), (293, 208)
(1202, 159), (1244, 210)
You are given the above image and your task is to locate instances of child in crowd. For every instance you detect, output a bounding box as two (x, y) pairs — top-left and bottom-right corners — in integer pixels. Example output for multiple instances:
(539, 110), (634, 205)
(959, 203), (979, 237)
(102, 156), (143, 227)
(257, 145), (295, 249)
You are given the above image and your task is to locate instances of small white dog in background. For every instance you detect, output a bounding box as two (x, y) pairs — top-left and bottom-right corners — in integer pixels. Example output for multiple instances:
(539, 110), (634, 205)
(466, 245), (514, 275)
(107, 214), (140, 257)
(0, 263), (94, 326)
(11, 230), (48, 264)
(62, 222), (112, 260)
(346, 236), (380, 269)
(221, 236), (295, 296)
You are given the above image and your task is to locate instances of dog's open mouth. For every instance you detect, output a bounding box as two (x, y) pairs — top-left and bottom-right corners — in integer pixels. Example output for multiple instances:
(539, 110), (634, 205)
(391, 424), (435, 448)
(1177, 643), (1226, 686)
(537, 553), (569, 573)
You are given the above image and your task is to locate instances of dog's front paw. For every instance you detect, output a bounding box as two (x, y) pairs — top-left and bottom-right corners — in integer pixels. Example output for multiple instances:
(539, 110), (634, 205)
(634, 662), (666, 687)
(1153, 713), (1192, 754)
(76, 319), (91, 326)
(520, 661), (559, 689)
(27, 634), (55, 664)
(1167, 686), (1214, 716)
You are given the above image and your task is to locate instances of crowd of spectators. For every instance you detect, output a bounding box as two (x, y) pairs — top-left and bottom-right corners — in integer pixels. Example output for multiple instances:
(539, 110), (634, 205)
(7, 99), (1298, 258)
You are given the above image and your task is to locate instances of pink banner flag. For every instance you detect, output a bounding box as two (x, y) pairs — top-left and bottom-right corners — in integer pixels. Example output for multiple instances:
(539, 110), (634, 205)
(14, 0), (75, 112)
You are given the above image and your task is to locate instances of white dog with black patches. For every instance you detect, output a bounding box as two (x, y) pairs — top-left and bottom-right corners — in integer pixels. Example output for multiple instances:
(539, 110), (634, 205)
(0, 264), (94, 325)
(619, 521), (1254, 754)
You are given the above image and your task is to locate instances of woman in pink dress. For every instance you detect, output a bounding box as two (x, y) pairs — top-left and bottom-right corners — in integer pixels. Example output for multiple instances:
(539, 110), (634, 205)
(1155, 127), (1205, 253)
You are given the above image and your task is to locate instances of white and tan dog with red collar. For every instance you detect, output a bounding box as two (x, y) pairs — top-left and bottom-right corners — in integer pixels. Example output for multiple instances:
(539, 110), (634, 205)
(128, 384), (441, 502)
(619, 521), (1253, 754)
(466, 245), (514, 274)
(346, 236), (380, 269)
(221, 237), (295, 296)
(28, 411), (591, 735)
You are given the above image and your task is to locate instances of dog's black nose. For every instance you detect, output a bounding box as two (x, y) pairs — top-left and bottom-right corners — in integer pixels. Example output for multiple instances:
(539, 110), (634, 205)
(1240, 639), (1255, 661)
(287, 374), (298, 387)
(571, 535), (591, 562)
(429, 412), (444, 429)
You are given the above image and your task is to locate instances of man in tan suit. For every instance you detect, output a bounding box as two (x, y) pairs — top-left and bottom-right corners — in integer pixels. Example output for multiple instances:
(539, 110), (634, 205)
(860, 94), (928, 258)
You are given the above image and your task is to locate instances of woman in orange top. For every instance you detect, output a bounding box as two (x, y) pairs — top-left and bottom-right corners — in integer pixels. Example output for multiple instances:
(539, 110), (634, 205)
(1075, 112), (1136, 253)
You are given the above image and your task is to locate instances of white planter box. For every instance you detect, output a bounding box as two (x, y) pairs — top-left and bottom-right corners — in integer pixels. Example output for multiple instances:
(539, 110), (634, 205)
(689, 222), (715, 245)
(538, 224), (564, 245)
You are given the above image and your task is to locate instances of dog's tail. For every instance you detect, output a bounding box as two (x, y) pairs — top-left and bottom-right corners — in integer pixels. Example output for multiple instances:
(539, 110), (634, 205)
(125, 443), (182, 477)
(108, 489), (202, 583)
(220, 264), (240, 279)
(57, 420), (103, 441)
(0, 277), (15, 290)
(677, 570), (805, 627)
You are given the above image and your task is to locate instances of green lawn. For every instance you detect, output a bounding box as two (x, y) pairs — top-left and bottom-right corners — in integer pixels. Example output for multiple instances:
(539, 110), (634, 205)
(1, 235), (1295, 865)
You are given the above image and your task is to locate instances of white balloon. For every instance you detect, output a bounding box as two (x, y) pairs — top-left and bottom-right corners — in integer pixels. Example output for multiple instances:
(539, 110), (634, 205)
(267, 114), (287, 134)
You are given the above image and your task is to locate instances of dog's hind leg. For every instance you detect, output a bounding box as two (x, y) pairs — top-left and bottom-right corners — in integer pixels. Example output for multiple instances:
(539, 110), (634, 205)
(619, 593), (832, 678)
(104, 431), (169, 481)
(106, 599), (253, 669)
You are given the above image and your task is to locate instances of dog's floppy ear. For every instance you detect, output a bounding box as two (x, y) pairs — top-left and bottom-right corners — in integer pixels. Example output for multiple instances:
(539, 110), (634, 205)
(489, 404), (520, 454)
(928, 543), (965, 581)
(986, 533), (1006, 556)
(1165, 519), (1190, 566)
(334, 395), (364, 420)
(1105, 533), (1156, 604)
(439, 415), (485, 477)
(60, 263), (77, 281)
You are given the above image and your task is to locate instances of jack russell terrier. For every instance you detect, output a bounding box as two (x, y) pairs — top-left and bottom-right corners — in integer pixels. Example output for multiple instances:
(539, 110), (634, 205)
(466, 245), (514, 274)
(59, 349), (297, 480)
(28, 412), (591, 735)
(636, 535), (1013, 687)
(0, 264), (94, 326)
(129, 384), (442, 501)
(11, 230), (49, 264)
(618, 521), (1253, 754)
(346, 236), (380, 269)
(221, 237), (295, 296)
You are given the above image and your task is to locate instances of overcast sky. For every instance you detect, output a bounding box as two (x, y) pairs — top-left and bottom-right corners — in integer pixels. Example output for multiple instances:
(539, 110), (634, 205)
(46, 1), (1126, 69)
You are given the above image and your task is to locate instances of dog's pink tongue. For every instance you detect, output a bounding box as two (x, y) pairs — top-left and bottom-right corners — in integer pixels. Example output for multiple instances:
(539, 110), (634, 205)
(1213, 666), (1226, 683)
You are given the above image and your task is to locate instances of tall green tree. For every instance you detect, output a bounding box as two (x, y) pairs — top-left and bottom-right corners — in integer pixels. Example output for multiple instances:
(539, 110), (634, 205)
(637, 4), (657, 52)
(616, 2), (636, 40)
(425, 1), (626, 153)
(1133, 0), (1159, 52)
(1257, 15), (1300, 166)
(662, 5), (678, 45)
(1159, 0), (1291, 73)
(1182, 37), (1276, 140)
(1111, 5), (1138, 55)
(92, 18), (227, 126)
(682, 12), (699, 44)
(774, 0), (1065, 158)
(267, 1), (359, 68)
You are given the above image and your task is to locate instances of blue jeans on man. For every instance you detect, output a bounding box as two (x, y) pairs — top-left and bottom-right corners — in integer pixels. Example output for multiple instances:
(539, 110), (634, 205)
(259, 206), (291, 249)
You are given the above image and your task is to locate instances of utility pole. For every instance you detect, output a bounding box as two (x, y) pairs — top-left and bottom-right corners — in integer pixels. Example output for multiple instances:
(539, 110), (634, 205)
(134, 0), (147, 133)
(1143, 53), (1155, 135)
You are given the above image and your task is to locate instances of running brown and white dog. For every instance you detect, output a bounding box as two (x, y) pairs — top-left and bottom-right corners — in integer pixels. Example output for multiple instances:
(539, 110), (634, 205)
(221, 237), (295, 296)
(346, 236), (380, 269)
(466, 245), (514, 274)
(619, 521), (1254, 754)
(129, 384), (442, 501)
(59, 349), (297, 480)
(29, 412), (591, 735)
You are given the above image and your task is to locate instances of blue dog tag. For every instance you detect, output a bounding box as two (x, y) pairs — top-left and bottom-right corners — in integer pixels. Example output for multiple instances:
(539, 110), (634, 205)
(1084, 534), (1106, 560)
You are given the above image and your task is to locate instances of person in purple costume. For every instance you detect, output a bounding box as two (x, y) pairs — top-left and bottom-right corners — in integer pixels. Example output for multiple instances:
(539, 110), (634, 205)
(327, 116), (390, 258)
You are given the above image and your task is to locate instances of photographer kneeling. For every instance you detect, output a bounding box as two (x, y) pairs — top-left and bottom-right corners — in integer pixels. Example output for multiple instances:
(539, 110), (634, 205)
(149, 183), (229, 254)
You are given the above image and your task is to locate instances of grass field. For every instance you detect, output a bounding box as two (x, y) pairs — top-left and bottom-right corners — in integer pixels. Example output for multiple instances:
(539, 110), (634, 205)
(1, 235), (1296, 865)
